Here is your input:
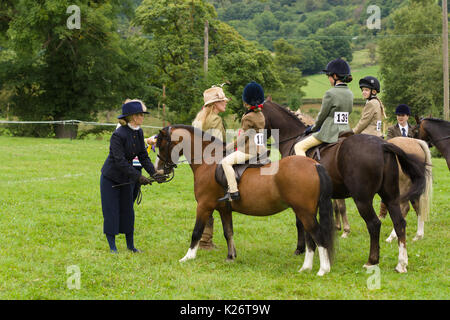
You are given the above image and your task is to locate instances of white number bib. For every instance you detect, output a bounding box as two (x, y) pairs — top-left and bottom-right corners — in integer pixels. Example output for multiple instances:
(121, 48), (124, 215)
(254, 133), (265, 146)
(334, 112), (349, 124)
(376, 120), (382, 132)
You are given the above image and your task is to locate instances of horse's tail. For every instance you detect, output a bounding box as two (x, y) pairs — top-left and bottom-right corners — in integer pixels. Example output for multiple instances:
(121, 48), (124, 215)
(382, 142), (426, 203)
(416, 139), (433, 222)
(315, 164), (336, 263)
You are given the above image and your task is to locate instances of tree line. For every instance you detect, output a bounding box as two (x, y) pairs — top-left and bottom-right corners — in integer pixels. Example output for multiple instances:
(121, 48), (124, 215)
(0, 0), (305, 137)
(0, 0), (447, 138)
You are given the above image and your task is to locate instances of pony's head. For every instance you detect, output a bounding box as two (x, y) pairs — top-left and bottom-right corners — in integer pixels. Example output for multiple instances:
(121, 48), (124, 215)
(155, 126), (181, 175)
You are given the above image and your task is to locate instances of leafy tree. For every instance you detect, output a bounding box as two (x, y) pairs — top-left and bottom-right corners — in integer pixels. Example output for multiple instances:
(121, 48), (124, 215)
(378, 0), (442, 119)
(316, 21), (353, 63)
(294, 39), (328, 75)
(0, 0), (143, 137)
(271, 38), (307, 108)
(134, 0), (283, 122)
(409, 41), (448, 117)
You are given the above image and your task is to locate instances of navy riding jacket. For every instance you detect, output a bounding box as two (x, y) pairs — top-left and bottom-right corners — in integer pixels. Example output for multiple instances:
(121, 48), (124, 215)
(101, 125), (156, 184)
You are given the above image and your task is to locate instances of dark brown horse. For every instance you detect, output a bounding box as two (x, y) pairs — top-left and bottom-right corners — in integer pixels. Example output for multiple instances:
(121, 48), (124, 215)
(297, 109), (433, 242)
(155, 125), (336, 276)
(262, 101), (426, 273)
(414, 117), (450, 170)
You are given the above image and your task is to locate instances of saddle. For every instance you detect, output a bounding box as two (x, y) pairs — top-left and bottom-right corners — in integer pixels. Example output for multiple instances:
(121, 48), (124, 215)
(215, 151), (271, 190)
(290, 130), (354, 161)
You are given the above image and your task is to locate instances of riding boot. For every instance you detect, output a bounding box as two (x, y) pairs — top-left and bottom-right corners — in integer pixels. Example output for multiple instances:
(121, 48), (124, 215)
(218, 191), (240, 202)
(379, 202), (388, 219)
(199, 216), (217, 250)
(126, 232), (141, 253)
(106, 234), (118, 253)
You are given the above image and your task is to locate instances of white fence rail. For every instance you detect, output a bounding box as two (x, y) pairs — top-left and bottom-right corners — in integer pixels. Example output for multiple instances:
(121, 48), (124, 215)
(0, 119), (163, 129)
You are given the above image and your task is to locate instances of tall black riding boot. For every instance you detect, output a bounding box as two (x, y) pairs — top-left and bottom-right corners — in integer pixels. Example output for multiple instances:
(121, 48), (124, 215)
(106, 234), (117, 253)
(126, 232), (141, 253)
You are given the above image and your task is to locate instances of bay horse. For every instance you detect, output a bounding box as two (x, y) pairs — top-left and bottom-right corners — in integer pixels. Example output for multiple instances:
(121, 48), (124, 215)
(296, 109), (433, 242)
(414, 117), (450, 170)
(262, 101), (426, 273)
(155, 125), (336, 276)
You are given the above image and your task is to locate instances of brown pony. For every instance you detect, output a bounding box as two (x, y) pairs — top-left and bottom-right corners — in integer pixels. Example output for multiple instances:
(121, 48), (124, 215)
(262, 101), (426, 273)
(155, 125), (336, 276)
(414, 117), (450, 170)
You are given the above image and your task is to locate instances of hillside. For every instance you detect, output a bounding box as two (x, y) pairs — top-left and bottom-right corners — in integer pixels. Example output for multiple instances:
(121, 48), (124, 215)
(209, 0), (407, 75)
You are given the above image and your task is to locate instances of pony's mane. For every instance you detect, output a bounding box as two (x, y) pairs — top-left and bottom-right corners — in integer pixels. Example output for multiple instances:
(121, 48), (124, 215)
(266, 101), (306, 127)
(167, 124), (226, 145)
(423, 117), (450, 128)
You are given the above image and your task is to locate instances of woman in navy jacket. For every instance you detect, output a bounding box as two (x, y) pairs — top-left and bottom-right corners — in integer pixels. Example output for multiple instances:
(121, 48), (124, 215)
(100, 99), (164, 253)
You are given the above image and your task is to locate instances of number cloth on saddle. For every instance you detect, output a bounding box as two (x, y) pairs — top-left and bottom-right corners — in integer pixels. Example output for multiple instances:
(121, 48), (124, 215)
(215, 151), (271, 191)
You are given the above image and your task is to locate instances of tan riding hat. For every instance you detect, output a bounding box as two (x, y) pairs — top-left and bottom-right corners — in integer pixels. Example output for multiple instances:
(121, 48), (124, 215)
(203, 86), (229, 107)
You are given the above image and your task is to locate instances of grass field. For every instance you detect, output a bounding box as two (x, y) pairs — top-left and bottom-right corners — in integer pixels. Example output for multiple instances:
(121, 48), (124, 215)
(0, 136), (448, 300)
(302, 65), (380, 99)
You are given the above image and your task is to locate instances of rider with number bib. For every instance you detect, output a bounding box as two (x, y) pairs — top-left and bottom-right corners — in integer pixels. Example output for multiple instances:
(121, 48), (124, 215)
(294, 58), (354, 156)
(218, 82), (266, 202)
(352, 76), (386, 138)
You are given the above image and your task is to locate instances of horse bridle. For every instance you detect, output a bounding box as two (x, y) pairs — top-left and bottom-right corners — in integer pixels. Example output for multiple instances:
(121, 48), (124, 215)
(156, 126), (177, 181)
(414, 120), (450, 147)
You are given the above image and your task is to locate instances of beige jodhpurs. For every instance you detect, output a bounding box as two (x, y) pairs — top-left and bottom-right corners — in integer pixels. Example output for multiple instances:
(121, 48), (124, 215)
(294, 135), (323, 156)
(221, 151), (252, 193)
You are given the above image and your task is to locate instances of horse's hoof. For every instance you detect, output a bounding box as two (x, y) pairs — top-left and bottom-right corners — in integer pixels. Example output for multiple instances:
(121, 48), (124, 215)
(294, 248), (305, 255)
(341, 231), (350, 238)
(225, 257), (235, 263)
(413, 234), (423, 241)
(317, 268), (330, 276)
(395, 263), (407, 273)
(298, 266), (312, 273)
(363, 263), (378, 269)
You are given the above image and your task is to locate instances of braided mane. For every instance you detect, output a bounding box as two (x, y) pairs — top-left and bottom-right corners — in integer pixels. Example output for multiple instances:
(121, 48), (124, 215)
(265, 101), (306, 127)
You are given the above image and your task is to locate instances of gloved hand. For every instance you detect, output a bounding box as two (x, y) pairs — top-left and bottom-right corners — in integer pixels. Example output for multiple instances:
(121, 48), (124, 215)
(304, 126), (313, 135)
(139, 175), (152, 185)
(152, 173), (167, 184)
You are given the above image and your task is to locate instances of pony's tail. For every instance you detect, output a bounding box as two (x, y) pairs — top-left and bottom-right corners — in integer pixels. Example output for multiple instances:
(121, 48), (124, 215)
(416, 140), (433, 222)
(315, 164), (336, 264)
(382, 143), (426, 203)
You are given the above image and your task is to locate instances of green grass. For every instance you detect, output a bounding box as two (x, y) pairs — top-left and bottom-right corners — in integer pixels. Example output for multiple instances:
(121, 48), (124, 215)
(0, 136), (449, 299)
(303, 65), (380, 99)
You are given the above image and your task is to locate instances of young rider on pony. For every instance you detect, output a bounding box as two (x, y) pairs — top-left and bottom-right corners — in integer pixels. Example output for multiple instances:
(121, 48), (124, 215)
(218, 82), (266, 202)
(353, 76), (386, 138)
(294, 58), (353, 156)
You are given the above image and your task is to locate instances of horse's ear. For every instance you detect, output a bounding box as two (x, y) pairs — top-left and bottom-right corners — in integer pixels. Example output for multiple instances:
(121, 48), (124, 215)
(266, 95), (272, 102)
(414, 115), (420, 124)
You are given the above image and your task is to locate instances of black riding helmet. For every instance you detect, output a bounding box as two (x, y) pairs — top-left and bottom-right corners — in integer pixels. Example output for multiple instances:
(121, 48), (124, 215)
(359, 76), (380, 93)
(323, 58), (352, 83)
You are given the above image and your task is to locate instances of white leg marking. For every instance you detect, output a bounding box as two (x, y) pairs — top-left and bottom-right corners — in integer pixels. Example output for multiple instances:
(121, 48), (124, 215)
(299, 245), (314, 273)
(413, 217), (424, 241)
(179, 243), (199, 262)
(317, 246), (331, 276)
(395, 242), (408, 273)
(386, 228), (397, 243)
